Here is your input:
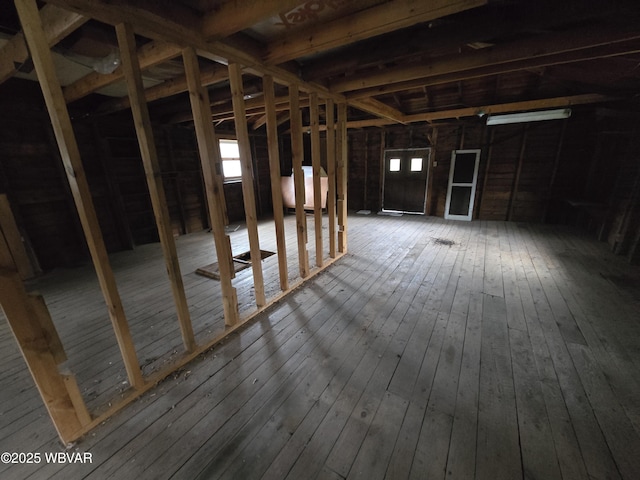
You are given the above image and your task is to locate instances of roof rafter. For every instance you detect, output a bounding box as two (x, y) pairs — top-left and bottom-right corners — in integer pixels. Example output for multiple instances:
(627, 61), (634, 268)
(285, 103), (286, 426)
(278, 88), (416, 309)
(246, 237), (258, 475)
(265, 0), (487, 65)
(47, 0), (344, 105)
(0, 4), (87, 84)
(331, 24), (640, 94)
(349, 97), (406, 124)
(63, 40), (183, 103)
(201, 0), (304, 39)
(96, 62), (228, 114)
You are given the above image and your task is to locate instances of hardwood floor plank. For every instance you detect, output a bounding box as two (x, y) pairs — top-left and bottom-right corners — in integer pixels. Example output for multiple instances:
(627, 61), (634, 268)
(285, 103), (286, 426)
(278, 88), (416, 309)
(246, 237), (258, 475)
(1, 215), (639, 480)
(509, 327), (562, 480)
(567, 342), (640, 479)
(506, 223), (590, 480)
(512, 224), (622, 480)
(345, 391), (408, 480)
(444, 292), (483, 480)
(475, 292), (521, 480)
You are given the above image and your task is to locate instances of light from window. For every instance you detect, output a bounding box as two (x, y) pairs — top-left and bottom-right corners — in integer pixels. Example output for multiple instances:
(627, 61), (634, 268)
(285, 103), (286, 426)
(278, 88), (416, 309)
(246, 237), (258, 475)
(389, 158), (401, 172)
(222, 159), (242, 178)
(410, 157), (423, 171)
(219, 139), (242, 180)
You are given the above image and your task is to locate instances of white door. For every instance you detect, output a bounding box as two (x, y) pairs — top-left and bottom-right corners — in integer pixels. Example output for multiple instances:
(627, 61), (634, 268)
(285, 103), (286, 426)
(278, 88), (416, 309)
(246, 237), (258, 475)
(444, 149), (481, 221)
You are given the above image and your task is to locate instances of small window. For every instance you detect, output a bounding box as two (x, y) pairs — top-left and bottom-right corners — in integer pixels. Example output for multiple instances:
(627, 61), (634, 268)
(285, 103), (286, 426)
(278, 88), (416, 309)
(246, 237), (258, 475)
(219, 139), (242, 181)
(410, 157), (423, 172)
(389, 158), (401, 172)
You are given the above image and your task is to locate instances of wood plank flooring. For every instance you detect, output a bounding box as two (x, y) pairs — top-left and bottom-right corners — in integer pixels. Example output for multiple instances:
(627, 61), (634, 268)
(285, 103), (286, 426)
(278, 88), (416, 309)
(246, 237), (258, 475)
(1, 214), (639, 479)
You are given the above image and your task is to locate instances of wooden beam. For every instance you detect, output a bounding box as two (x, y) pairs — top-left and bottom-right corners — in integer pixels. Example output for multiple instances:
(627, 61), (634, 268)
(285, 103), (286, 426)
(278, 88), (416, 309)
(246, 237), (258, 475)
(310, 92), (324, 268)
(60, 368), (92, 427)
(337, 102), (348, 253)
(16, 0), (143, 389)
(228, 62), (266, 307)
(289, 83), (310, 277)
(96, 57), (229, 114)
(47, 0), (201, 44)
(201, 0), (304, 39)
(263, 74), (289, 291)
(265, 0), (487, 65)
(544, 119), (568, 223)
(171, 93), (310, 126)
(0, 267), (85, 443)
(183, 47), (240, 326)
(349, 97), (407, 124)
(116, 22), (195, 352)
(0, 225), (90, 442)
(0, 194), (34, 280)
(425, 127), (437, 216)
(343, 93), (613, 128)
(507, 125), (528, 221)
(46, 0), (343, 101)
(326, 99), (337, 258)
(64, 40), (182, 103)
(478, 129), (495, 218)
(28, 293), (67, 365)
(0, 4), (87, 84)
(336, 27), (640, 96)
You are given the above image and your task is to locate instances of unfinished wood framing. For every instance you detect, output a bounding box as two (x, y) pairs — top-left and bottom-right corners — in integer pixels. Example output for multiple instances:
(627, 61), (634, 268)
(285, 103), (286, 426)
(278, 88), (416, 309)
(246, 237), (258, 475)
(507, 125), (529, 221)
(310, 92), (324, 268)
(0, 229), (88, 443)
(544, 119), (568, 223)
(289, 83), (310, 277)
(0, 4), (87, 83)
(228, 62), (266, 308)
(4, 1), (640, 471)
(337, 102), (349, 253)
(263, 74), (289, 291)
(182, 46), (239, 327)
(0, 194), (33, 280)
(425, 128), (438, 216)
(116, 21), (195, 353)
(326, 99), (337, 258)
(14, 0), (143, 390)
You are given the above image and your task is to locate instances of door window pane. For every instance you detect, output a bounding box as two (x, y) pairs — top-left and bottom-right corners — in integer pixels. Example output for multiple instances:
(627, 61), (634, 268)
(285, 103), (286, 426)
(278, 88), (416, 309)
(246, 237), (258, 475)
(389, 158), (401, 172)
(410, 157), (423, 171)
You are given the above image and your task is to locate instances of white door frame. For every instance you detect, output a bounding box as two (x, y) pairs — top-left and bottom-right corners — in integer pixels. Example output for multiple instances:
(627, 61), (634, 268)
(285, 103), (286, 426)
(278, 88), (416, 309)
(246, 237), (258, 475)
(444, 149), (481, 221)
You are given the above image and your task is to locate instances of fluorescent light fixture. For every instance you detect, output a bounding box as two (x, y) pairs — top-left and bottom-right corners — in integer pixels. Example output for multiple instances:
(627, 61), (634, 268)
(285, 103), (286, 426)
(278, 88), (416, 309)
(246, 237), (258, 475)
(486, 108), (571, 125)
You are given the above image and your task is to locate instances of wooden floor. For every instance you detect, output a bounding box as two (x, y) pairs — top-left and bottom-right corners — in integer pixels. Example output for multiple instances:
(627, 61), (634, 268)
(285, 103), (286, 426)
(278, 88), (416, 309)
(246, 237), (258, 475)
(1, 214), (640, 479)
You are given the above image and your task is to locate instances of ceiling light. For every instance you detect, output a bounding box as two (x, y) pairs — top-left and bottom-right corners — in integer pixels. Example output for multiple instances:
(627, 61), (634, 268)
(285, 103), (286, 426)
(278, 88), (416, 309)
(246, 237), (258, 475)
(486, 108), (571, 125)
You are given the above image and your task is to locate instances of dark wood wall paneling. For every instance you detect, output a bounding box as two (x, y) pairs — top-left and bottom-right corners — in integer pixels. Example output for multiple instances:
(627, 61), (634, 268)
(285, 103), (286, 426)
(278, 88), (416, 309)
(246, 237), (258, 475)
(0, 79), (275, 270)
(3, 76), (639, 266)
(345, 108), (640, 261)
(0, 79), (87, 270)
